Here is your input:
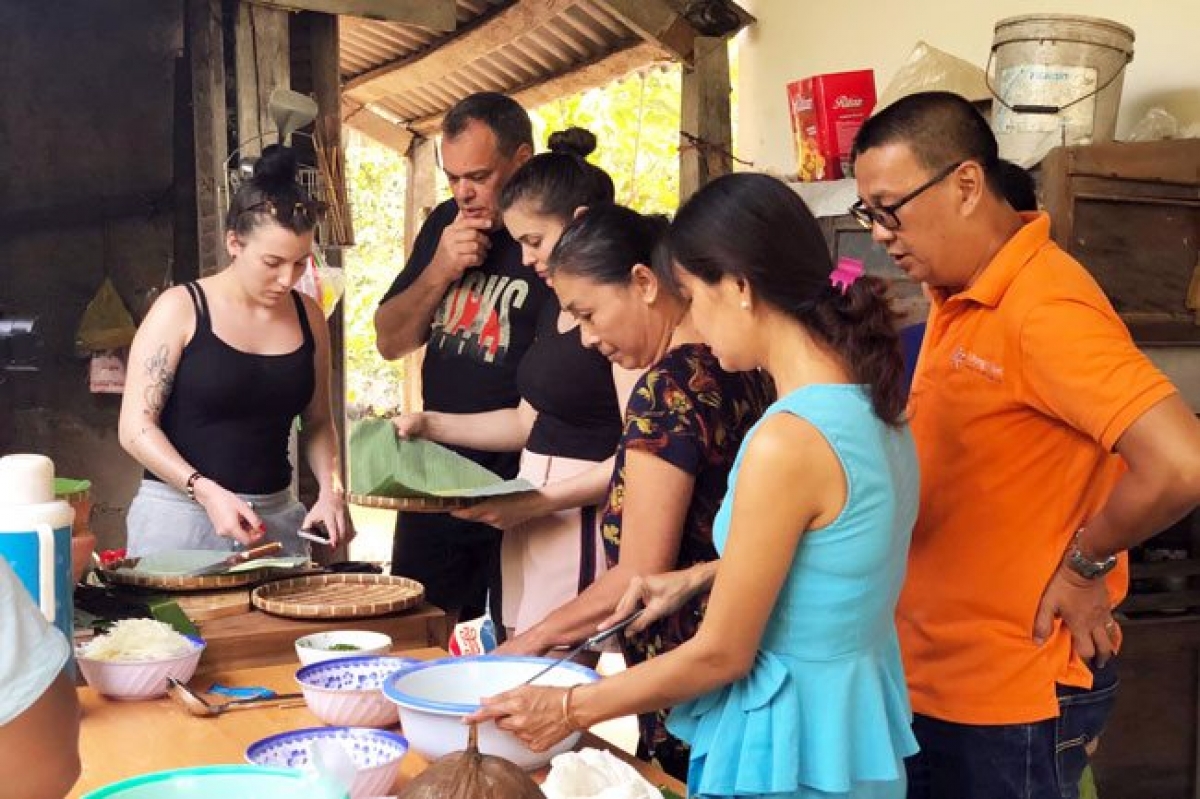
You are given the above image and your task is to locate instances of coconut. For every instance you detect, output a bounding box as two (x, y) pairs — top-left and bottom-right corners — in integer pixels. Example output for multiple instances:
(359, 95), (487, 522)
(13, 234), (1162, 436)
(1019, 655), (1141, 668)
(399, 724), (546, 799)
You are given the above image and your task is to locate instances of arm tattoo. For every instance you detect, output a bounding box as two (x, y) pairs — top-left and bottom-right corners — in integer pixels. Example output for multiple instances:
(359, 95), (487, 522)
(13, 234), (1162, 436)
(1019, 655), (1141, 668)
(143, 344), (175, 415)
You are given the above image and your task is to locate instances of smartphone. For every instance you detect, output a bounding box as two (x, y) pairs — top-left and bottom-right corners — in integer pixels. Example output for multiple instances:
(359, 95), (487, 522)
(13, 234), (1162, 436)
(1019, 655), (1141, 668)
(298, 522), (332, 546)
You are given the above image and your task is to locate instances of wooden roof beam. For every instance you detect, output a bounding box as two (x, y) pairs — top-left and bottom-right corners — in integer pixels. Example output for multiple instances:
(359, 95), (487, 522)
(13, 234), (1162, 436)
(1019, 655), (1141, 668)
(592, 0), (699, 66)
(405, 40), (670, 136)
(247, 0), (456, 31)
(344, 0), (584, 104)
(341, 98), (415, 155)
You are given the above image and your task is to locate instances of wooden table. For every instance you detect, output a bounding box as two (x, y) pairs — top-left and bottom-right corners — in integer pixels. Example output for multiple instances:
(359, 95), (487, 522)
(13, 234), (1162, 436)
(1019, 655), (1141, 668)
(192, 603), (450, 674)
(70, 646), (686, 798)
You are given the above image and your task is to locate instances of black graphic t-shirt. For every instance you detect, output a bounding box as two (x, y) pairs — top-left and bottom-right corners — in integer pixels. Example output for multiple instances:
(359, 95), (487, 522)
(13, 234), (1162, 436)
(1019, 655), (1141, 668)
(380, 198), (556, 477)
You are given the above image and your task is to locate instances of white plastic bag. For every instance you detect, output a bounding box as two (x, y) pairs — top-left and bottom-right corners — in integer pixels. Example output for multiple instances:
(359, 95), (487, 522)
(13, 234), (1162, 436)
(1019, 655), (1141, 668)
(541, 748), (662, 799)
(1125, 107), (1179, 142)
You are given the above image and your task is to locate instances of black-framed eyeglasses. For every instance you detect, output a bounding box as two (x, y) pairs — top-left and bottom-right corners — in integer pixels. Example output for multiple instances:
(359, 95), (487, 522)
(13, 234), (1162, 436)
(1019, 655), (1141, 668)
(849, 161), (963, 231)
(242, 198), (325, 228)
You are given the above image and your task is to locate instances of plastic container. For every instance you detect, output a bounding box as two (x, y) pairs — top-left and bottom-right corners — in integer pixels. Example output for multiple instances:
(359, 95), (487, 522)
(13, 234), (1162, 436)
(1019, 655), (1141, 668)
(81, 765), (345, 799)
(990, 14), (1135, 166)
(383, 655), (600, 770)
(0, 456), (75, 650)
(56, 477), (95, 582)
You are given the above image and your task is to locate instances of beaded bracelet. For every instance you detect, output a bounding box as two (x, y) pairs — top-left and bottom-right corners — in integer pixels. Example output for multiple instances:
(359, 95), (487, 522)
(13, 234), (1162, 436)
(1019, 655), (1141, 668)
(184, 471), (203, 502)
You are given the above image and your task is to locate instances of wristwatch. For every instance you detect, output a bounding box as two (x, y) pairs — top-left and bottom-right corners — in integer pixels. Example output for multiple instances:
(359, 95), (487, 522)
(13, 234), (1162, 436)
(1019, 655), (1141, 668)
(1065, 528), (1118, 580)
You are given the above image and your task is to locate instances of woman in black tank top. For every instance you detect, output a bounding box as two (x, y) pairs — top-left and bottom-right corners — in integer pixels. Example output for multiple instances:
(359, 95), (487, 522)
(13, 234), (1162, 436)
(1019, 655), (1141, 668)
(390, 129), (640, 637)
(118, 146), (348, 556)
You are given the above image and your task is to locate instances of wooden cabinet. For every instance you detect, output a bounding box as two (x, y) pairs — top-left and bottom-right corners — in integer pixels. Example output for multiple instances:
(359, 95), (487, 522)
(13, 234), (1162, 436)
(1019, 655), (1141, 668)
(1038, 140), (1200, 798)
(1040, 139), (1200, 345)
(1096, 482), (1200, 799)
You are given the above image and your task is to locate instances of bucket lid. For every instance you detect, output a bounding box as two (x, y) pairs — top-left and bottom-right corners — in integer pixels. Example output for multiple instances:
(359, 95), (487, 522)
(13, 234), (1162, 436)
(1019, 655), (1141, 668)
(993, 13), (1135, 52)
(0, 454), (56, 506)
(54, 477), (92, 498)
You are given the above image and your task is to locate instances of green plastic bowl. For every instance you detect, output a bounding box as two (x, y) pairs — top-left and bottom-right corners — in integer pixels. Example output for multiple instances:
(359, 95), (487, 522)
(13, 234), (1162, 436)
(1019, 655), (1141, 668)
(81, 765), (349, 799)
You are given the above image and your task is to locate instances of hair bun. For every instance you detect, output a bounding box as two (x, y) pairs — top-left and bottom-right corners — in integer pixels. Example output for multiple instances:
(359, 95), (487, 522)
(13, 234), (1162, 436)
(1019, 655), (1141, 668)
(252, 145), (299, 191)
(547, 127), (597, 159)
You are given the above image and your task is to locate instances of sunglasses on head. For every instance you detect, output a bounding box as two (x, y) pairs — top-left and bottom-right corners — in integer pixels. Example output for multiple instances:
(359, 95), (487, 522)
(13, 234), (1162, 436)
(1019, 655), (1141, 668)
(241, 198), (325, 228)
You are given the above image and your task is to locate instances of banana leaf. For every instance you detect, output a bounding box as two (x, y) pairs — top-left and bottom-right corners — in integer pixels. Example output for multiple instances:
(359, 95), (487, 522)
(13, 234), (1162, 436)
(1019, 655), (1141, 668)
(349, 418), (533, 499)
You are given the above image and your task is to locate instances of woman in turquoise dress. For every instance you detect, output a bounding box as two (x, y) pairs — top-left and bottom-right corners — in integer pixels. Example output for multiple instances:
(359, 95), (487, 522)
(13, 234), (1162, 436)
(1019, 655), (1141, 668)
(470, 173), (918, 799)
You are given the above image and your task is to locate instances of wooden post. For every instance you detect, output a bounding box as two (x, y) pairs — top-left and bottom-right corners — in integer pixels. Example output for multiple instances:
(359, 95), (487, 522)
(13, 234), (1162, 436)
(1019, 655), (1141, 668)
(188, 0), (228, 276)
(404, 136), (437, 256)
(235, 1), (291, 158)
(679, 36), (732, 202)
(306, 11), (350, 561)
(402, 135), (438, 413)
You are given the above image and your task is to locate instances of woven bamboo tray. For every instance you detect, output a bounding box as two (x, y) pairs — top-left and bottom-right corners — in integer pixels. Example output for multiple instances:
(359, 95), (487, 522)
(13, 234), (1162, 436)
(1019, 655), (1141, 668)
(251, 573), (426, 619)
(99, 559), (265, 592)
(347, 492), (480, 513)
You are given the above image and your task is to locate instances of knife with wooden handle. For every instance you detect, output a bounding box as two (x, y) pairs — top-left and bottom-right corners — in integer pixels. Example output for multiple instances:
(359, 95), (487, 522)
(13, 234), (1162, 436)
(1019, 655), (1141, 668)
(184, 541), (283, 577)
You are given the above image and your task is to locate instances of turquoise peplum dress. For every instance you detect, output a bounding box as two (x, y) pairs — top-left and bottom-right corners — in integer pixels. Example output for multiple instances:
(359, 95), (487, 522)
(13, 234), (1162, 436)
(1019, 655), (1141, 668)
(667, 385), (919, 799)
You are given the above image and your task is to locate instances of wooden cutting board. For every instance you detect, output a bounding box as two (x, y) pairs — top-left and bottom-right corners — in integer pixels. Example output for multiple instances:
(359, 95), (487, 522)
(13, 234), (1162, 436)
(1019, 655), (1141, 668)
(175, 589), (252, 621)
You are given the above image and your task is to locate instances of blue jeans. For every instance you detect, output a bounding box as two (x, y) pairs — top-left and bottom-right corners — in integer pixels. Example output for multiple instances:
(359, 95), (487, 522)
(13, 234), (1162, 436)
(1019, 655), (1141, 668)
(906, 659), (1118, 799)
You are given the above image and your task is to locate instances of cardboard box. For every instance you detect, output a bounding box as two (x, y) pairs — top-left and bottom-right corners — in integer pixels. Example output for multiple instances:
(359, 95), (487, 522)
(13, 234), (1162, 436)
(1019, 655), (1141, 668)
(787, 70), (877, 181)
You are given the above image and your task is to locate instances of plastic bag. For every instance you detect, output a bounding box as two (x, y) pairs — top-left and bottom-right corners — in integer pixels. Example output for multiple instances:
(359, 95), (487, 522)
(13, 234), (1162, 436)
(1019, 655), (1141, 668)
(1125, 107), (1179, 142)
(876, 41), (990, 113)
(295, 249), (346, 318)
(448, 610), (498, 656)
(76, 278), (137, 352)
(541, 749), (662, 799)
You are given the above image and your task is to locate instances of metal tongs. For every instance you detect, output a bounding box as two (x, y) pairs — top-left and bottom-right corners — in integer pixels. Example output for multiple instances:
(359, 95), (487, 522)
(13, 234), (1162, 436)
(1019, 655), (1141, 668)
(522, 609), (645, 686)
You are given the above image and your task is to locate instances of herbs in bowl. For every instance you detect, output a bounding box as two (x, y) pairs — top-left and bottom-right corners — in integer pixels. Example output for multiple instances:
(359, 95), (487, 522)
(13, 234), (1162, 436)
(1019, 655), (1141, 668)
(294, 630), (393, 666)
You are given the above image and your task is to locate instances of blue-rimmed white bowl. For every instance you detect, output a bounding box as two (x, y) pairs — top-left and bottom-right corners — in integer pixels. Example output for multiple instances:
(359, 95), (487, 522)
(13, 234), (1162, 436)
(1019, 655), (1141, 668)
(246, 726), (409, 799)
(382, 655), (600, 770)
(295, 655), (417, 727)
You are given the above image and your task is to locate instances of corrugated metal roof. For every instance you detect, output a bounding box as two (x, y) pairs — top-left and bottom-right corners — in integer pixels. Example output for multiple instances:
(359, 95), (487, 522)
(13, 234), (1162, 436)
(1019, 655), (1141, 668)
(339, 0), (715, 144)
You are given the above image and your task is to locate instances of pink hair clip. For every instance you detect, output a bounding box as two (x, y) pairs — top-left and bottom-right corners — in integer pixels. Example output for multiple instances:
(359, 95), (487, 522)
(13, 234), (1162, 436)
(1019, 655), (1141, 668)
(829, 256), (864, 295)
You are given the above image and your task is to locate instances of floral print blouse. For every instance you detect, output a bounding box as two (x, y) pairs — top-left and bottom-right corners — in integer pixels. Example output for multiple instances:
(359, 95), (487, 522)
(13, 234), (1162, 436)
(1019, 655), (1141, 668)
(600, 342), (772, 773)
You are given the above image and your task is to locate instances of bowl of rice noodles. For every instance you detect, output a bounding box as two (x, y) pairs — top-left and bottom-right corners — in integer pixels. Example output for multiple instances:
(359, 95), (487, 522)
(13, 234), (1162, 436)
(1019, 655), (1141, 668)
(77, 618), (205, 700)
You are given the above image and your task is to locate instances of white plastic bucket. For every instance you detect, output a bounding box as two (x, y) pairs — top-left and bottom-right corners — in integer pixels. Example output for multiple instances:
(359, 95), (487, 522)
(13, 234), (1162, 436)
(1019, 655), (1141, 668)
(989, 14), (1134, 166)
(0, 456), (76, 671)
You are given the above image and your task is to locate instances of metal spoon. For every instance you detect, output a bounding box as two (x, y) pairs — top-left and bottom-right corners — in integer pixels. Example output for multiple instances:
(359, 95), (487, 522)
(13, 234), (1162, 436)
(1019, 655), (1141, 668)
(522, 609), (645, 686)
(166, 677), (303, 717)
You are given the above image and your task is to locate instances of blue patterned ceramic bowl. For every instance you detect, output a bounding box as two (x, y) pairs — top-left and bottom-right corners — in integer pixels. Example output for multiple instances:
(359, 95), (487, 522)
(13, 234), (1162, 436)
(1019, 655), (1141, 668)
(246, 727), (409, 799)
(295, 656), (417, 727)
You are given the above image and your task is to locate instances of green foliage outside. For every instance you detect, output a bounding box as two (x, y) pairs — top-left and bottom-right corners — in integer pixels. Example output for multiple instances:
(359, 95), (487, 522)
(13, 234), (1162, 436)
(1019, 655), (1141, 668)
(342, 129), (409, 418)
(531, 67), (681, 215)
(341, 65), (689, 414)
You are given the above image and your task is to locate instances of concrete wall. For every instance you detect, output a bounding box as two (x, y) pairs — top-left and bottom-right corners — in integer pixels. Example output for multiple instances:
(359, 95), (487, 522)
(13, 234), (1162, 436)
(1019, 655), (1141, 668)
(0, 2), (185, 547)
(735, 0), (1200, 174)
(734, 0), (1200, 408)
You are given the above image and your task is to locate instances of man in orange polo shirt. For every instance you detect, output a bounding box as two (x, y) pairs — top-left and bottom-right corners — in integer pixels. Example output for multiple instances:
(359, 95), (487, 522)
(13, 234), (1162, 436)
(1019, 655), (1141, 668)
(851, 91), (1200, 799)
